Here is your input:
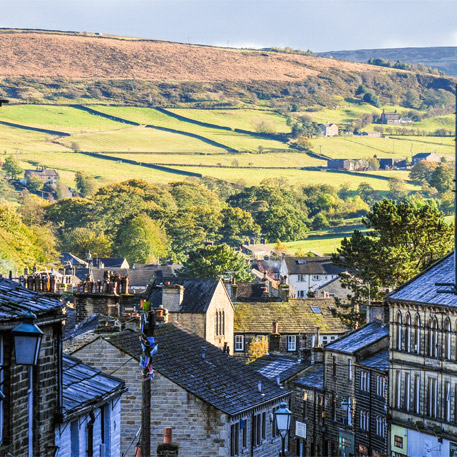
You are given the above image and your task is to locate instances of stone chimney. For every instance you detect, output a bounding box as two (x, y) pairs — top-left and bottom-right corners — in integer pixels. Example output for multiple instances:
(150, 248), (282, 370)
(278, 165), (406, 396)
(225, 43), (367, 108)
(162, 284), (185, 312)
(278, 283), (289, 302)
(366, 301), (388, 324)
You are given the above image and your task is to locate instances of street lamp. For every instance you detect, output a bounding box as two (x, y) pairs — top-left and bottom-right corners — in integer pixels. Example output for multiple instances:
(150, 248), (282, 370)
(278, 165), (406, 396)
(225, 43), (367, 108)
(12, 311), (43, 365)
(274, 401), (291, 457)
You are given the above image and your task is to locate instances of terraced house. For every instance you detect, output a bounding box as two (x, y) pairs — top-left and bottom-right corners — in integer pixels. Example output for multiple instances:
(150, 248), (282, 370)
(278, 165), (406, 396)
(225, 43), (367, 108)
(233, 299), (349, 360)
(388, 252), (457, 457)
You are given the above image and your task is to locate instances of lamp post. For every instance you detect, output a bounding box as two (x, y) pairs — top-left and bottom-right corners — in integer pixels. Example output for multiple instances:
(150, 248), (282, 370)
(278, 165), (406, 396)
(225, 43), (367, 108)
(12, 312), (44, 365)
(12, 311), (43, 457)
(274, 401), (292, 457)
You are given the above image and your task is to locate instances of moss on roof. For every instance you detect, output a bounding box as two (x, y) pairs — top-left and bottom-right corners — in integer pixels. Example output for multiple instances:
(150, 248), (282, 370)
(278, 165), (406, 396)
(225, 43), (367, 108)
(234, 299), (349, 334)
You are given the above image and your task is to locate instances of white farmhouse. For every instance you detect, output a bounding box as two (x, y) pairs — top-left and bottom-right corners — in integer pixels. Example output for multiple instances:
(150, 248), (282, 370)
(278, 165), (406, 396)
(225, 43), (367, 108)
(279, 256), (343, 298)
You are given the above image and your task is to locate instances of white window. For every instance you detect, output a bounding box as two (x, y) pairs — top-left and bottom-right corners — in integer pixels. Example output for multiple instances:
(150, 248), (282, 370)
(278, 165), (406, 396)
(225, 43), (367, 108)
(347, 397), (353, 426)
(360, 371), (370, 392)
(414, 375), (420, 414)
(405, 372), (410, 412)
(445, 381), (451, 421)
(234, 335), (244, 352)
(396, 312), (403, 351)
(359, 410), (369, 431)
(376, 375), (386, 397)
(376, 416), (385, 437)
(297, 290), (306, 298)
(405, 314), (411, 352)
(348, 359), (353, 381)
(287, 335), (296, 352)
(414, 315), (421, 354)
(427, 377), (437, 418)
(312, 275), (319, 281)
(298, 274), (306, 282)
(396, 371), (401, 409)
(445, 319), (451, 359)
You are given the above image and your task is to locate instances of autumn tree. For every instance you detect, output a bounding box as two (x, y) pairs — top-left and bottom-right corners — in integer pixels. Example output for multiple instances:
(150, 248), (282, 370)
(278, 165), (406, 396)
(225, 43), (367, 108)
(247, 336), (269, 363)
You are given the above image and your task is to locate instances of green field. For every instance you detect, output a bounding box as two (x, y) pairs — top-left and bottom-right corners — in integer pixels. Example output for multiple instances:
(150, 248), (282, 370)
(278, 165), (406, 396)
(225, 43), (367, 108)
(87, 106), (289, 152)
(60, 126), (226, 154)
(0, 102), (444, 193)
(168, 108), (291, 133)
(0, 104), (129, 133)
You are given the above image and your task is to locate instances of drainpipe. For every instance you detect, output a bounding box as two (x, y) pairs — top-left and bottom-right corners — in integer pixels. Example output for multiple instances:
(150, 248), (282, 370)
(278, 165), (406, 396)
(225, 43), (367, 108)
(87, 411), (95, 457)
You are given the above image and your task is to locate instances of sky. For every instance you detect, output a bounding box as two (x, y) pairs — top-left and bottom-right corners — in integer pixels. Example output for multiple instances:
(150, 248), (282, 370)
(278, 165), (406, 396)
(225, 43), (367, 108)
(1, 0), (457, 52)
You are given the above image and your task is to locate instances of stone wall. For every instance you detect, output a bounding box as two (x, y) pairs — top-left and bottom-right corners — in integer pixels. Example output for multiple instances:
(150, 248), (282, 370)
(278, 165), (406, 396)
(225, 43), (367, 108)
(55, 399), (122, 457)
(74, 294), (121, 323)
(2, 320), (61, 457)
(205, 282), (234, 354)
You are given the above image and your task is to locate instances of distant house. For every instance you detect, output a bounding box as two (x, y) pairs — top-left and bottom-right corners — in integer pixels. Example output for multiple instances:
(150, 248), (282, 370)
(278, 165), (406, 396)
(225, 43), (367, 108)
(380, 110), (412, 125)
(234, 299), (349, 359)
(23, 167), (58, 185)
(327, 159), (355, 171)
(242, 243), (276, 259)
(279, 256), (344, 298)
(313, 276), (347, 299)
(146, 277), (234, 353)
(92, 257), (130, 269)
(319, 122), (339, 137)
(378, 157), (406, 170)
(358, 131), (382, 138)
(411, 152), (441, 165)
(68, 323), (290, 457)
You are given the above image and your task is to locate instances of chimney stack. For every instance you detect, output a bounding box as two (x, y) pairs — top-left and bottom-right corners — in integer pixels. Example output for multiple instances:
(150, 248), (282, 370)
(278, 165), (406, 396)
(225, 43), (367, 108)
(162, 284), (185, 312)
(272, 321), (279, 334)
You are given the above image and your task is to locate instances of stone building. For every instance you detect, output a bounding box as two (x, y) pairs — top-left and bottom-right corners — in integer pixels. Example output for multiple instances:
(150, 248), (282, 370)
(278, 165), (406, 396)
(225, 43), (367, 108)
(319, 122), (339, 137)
(147, 278), (235, 354)
(292, 321), (389, 457)
(234, 299), (349, 360)
(388, 252), (457, 456)
(55, 354), (125, 457)
(68, 322), (291, 457)
(411, 152), (442, 165)
(0, 279), (64, 457)
(279, 256), (344, 298)
(23, 167), (59, 185)
(323, 322), (389, 457)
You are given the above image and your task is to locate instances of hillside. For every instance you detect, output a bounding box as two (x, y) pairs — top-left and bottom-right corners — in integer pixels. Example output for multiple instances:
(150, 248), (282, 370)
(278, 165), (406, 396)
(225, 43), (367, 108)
(0, 29), (455, 108)
(317, 46), (457, 77)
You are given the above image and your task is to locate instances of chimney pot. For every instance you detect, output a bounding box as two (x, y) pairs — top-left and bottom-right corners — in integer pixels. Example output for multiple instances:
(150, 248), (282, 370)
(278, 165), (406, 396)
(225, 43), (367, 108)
(163, 427), (172, 444)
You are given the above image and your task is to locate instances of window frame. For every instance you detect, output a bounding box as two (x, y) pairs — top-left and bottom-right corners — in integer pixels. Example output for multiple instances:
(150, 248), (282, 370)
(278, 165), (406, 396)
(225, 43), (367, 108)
(287, 335), (297, 352)
(234, 335), (244, 352)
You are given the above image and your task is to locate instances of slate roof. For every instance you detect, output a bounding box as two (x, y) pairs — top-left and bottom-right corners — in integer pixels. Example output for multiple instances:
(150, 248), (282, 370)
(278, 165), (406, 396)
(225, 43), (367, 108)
(60, 252), (88, 267)
(146, 278), (222, 313)
(358, 349), (389, 372)
(295, 365), (324, 390)
(0, 279), (63, 323)
(105, 324), (289, 416)
(388, 252), (457, 308)
(412, 152), (438, 160)
(62, 354), (125, 418)
(93, 258), (129, 269)
(283, 256), (343, 275)
(64, 313), (101, 340)
(325, 322), (389, 355)
(249, 354), (309, 382)
(236, 282), (271, 300)
(315, 277), (346, 298)
(234, 300), (349, 334)
(26, 168), (58, 177)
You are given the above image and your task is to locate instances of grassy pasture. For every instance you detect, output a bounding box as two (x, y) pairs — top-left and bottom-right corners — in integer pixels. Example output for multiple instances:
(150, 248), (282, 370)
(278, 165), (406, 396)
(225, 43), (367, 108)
(60, 126), (226, 154)
(0, 104), (129, 133)
(168, 108), (291, 133)
(88, 106), (289, 152)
